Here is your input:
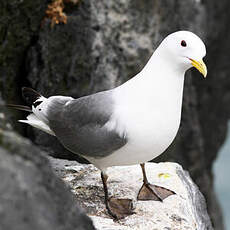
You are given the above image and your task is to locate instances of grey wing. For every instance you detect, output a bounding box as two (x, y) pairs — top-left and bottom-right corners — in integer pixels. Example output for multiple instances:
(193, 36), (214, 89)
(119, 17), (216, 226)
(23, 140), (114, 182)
(46, 91), (127, 158)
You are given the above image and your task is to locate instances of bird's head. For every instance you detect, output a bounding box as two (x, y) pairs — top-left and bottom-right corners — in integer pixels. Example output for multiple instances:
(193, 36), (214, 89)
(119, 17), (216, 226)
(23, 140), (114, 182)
(159, 31), (207, 78)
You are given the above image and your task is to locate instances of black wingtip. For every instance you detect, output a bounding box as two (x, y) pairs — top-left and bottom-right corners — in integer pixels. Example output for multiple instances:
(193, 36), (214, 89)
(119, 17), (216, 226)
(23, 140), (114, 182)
(6, 104), (32, 112)
(22, 87), (41, 106)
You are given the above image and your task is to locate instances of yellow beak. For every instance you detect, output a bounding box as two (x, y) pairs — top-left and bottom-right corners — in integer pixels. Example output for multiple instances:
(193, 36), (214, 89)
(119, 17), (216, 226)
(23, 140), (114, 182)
(190, 58), (207, 78)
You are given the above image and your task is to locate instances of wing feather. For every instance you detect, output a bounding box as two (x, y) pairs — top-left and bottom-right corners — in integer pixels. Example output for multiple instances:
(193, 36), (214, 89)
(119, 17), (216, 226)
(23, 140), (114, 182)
(46, 91), (127, 158)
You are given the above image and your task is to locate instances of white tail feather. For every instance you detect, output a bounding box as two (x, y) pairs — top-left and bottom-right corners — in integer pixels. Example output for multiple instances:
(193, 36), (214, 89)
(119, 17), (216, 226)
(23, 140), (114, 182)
(19, 114), (55, 136)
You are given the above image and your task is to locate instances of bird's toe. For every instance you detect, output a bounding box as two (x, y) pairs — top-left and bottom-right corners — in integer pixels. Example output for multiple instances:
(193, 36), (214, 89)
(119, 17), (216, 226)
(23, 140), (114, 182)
(137, 183), (175, 201)
(106, 197), (135, 220)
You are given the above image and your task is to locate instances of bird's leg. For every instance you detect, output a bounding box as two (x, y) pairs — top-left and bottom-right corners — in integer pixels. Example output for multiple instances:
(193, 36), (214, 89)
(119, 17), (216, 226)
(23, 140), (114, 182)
(137, 163), (175, 201)
(101, 172), (135, 220)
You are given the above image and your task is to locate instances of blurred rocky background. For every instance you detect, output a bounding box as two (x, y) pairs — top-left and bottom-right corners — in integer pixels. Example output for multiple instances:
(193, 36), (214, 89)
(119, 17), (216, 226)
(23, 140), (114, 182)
(0, 98), (96, 229)
(1, 0), (230, 229)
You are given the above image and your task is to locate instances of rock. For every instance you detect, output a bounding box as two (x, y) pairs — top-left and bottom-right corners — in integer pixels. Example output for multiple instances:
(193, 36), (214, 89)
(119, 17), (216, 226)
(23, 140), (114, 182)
(0, 0), (49, 133)
(49, 158), (213, 230)
(0, 0), (48, 101)
(0, 96), (13, 131)
(0, 99), (95, 230)
(192, 0), (230, 227)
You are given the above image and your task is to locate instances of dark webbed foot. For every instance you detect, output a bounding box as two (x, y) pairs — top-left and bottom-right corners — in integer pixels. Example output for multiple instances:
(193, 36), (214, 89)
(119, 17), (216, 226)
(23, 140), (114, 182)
(137, 163), (175, 201)
(106, 197), (135, 220)
(101, 172), (135, 220)
(137, 183), (175, 201)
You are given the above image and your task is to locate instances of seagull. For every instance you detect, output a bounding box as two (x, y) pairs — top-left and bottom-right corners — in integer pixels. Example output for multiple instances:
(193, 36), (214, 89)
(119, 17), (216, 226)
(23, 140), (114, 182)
(8, 31), (207, 219)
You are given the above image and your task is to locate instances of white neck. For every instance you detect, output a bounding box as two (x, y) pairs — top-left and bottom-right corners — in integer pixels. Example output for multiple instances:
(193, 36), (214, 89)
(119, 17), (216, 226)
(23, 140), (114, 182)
(116, 51), (186, 108)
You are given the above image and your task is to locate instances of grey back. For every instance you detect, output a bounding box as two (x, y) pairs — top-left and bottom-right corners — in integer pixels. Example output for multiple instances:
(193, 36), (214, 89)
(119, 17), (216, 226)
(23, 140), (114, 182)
(47, 91), (127, 158)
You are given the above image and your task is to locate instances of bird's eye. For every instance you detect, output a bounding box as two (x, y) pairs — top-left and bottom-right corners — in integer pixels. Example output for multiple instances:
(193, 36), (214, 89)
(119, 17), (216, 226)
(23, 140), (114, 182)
(181, 40), (187, 47)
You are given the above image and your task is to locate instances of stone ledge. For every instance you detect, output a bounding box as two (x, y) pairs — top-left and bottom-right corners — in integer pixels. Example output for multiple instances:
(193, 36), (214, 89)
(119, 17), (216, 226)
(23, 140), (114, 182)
(49, 159), (213, 230)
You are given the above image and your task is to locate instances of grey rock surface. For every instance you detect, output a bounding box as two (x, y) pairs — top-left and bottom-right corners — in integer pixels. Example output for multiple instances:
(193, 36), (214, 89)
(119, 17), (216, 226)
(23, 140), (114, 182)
(0, 0), (48, 112)
(49, 158), (213, 230)
(0, 100), (95, 230)
(1, 0), (229, 229)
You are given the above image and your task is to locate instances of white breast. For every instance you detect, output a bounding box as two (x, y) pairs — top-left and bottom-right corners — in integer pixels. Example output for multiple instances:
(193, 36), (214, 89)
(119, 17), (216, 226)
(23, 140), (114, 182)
(87, 66), (185, 171)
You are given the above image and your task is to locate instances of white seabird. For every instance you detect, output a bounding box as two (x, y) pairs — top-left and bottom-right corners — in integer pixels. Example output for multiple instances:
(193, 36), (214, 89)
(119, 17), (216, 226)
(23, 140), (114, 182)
(8, 31), (207, 219)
